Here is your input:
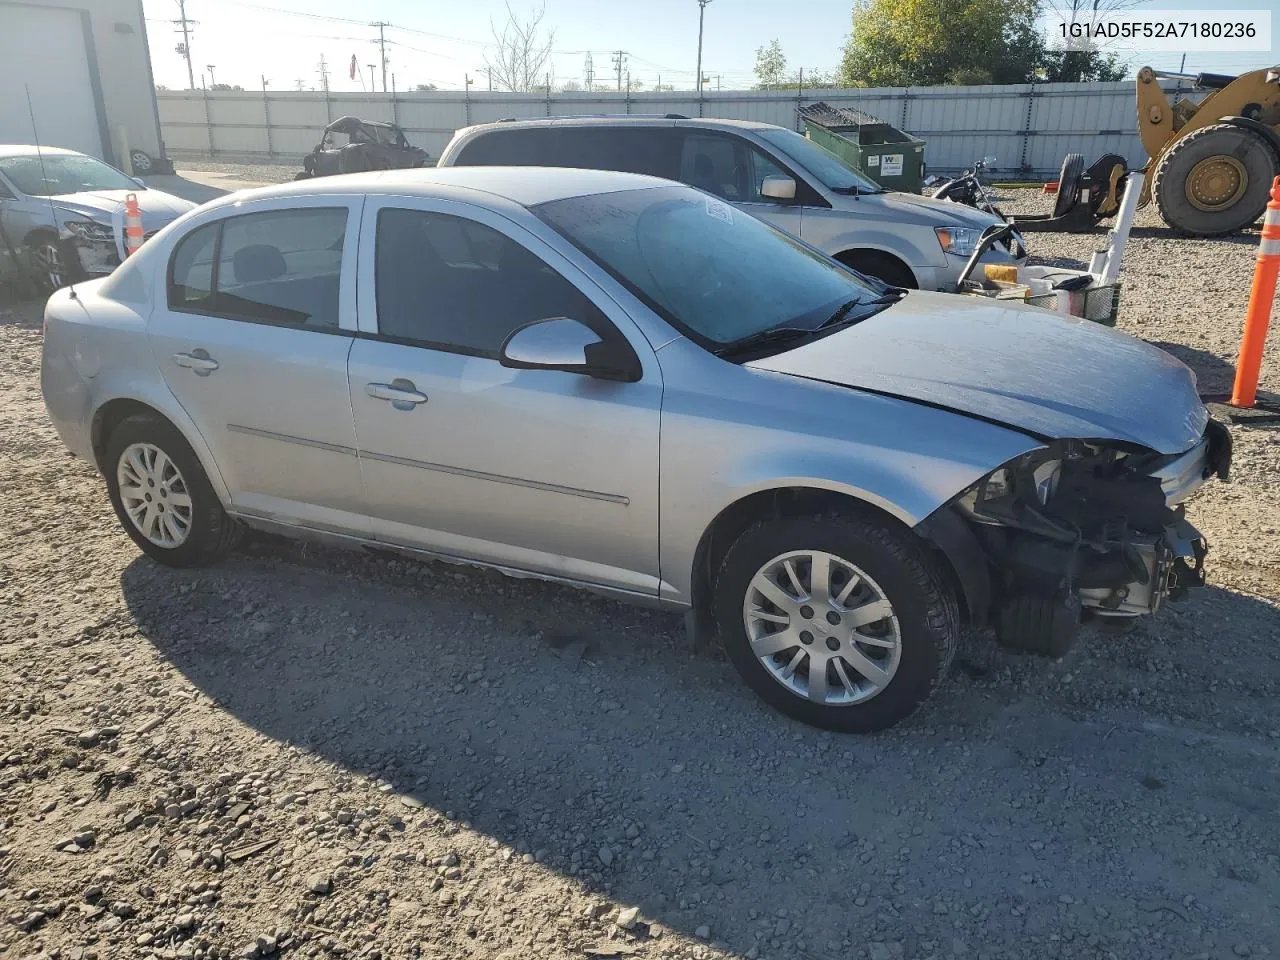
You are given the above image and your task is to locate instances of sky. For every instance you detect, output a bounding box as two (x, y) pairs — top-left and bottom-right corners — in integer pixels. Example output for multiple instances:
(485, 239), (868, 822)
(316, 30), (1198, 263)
(140, 0), (1278, 93)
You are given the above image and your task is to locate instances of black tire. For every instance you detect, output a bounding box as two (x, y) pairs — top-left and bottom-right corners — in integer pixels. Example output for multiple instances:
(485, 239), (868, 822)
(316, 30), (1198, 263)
(713, 513), (959, 733)
(1152, 124), (1277, 237)
(1052, 153), (1085, 219)
(103, 413), (240, 567)
(836, 250), (917, 289)
(25, 232), (72, 294)
(129, 149), (154, 174)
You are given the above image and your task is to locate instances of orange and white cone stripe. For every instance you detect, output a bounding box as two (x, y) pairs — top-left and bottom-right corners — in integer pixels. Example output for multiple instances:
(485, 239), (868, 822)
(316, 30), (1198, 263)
(1230, 176), (1280, 409)
(123, 192), (144, 257)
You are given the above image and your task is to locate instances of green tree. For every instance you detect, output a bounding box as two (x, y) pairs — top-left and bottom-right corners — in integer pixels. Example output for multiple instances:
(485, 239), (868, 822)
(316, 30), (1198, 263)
(754, 39), (788, 89)
(838, 0), (1119, 86)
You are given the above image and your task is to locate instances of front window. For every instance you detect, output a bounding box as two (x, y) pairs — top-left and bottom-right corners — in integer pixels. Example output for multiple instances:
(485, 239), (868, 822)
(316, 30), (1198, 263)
(0, 154), (138, 197)
(536, 186), (879, 348)
(756, 128), (884, 195)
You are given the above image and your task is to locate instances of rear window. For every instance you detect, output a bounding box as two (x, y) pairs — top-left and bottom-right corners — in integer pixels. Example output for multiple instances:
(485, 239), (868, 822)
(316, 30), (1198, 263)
(454, 126), (679, 179)
(166, 208), (347, 328)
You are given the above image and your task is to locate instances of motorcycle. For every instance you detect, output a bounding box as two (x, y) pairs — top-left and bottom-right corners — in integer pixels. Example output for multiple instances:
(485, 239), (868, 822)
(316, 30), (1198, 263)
(928, 157), (1006, 219)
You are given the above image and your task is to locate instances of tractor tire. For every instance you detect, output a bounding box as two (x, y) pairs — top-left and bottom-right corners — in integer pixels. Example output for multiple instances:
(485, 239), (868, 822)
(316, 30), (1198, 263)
(1052, 153), (1085, 219)
(1152, 123), (1277, 237)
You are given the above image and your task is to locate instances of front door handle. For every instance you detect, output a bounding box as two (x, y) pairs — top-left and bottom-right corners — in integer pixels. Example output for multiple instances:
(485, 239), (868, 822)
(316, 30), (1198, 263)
(367, 379), (428, 410)
(173, 350), (219, 375)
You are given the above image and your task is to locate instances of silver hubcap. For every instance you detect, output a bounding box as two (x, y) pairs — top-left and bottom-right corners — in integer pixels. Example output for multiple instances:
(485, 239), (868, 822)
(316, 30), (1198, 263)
(744, 550), (902, 706)
(117, 443), (193, 548)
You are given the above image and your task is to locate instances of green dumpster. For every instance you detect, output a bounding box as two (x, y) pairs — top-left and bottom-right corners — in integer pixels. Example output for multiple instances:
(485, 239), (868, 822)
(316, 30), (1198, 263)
(799, 102), (926, 193)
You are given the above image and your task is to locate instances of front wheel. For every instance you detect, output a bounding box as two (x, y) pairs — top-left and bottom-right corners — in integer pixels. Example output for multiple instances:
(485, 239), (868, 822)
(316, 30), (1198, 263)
(26, 235), (71, 294)
(713, 513), (959, 732)
(104, 413), (240, 567)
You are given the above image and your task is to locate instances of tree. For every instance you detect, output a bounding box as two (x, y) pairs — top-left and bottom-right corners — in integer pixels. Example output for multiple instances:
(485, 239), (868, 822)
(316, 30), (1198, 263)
(839, 0), (1125, 86)
(210, 82), (244, 91)
(155, 84), (169, 91)
(560, 79), (583, 92)
(413, 83), (438, 91)
(754, 39), (788, 89)
(484, 2), (555, 93)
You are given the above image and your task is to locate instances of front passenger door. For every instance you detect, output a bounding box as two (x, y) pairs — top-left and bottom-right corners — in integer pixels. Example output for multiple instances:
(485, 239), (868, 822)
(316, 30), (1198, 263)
(347, 197), (663, 595)
(678, 132), (804, 238)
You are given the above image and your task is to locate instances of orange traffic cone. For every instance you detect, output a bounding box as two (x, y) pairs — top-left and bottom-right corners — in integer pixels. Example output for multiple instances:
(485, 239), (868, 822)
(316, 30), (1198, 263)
(1230, 177), (1280, 409)
(123, 193), (144, 257)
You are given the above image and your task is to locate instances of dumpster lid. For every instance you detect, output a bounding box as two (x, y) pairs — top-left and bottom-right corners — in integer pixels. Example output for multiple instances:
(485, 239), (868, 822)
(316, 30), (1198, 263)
(800, 101), (886, 129)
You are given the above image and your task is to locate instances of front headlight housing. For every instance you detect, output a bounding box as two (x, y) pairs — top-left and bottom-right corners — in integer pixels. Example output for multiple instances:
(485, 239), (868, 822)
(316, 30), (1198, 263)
(935, 226), (982, 257)
(62, 219), (115, 243)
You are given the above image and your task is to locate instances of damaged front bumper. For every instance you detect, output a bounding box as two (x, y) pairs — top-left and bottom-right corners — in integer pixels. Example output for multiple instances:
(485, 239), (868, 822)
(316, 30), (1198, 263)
(953, 418), (1230, 646)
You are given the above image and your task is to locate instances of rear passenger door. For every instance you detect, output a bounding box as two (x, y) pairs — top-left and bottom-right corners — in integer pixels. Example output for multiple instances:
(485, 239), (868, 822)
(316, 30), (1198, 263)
(677, 131), (804, 238)
(147, 196), (370, 535)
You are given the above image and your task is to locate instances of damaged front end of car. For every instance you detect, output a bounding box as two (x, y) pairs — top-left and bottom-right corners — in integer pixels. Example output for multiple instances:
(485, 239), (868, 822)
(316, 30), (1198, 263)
(949, 419), (1231, 656)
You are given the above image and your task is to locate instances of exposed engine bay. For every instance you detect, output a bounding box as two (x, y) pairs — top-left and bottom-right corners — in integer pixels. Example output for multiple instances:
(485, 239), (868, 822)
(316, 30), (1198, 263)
(953, 419), (1232, 655)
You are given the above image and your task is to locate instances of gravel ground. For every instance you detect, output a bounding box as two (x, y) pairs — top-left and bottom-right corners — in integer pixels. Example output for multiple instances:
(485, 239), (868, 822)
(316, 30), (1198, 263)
(2, 185), (1279, 960)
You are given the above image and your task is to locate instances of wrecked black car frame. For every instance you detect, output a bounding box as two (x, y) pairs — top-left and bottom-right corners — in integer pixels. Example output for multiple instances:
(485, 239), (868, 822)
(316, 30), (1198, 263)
(295, 116), (429, 179)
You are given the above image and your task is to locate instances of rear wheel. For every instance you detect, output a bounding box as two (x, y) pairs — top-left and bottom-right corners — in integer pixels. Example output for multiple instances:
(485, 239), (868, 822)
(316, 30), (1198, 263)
(713, 513), (958, 732)
(836, 250), (917, 288)
(1153, 124), (1276, 236)
(104, 414), (240, 567)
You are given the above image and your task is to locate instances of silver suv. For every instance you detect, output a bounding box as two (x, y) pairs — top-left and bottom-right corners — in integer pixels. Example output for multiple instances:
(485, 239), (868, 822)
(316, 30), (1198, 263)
(437, 116), (1025, 290)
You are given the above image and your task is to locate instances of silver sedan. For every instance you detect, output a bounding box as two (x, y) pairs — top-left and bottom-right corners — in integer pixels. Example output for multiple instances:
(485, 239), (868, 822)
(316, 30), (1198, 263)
(40, 167), (1230, 732)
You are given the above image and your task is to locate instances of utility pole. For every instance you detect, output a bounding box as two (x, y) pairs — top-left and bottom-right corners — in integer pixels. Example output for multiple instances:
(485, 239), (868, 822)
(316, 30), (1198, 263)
(370, 21), (391, 92)
(173, 0), (197, 90)
(612, 50), (627, 91)
(583, 53), (594, 91)
(367, 64), (376, 91)
(295, 78), (304, 92)
(695, 0), (712, 95)
(206, 63), (216, 87)
(317, 54), (330, 93)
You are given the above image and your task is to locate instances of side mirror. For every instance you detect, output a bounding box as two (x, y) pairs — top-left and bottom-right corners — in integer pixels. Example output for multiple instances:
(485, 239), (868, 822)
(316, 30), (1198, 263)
(499, 317), (641, 382)
(131, 176), (146, 187)
(760, 175), (796, 201)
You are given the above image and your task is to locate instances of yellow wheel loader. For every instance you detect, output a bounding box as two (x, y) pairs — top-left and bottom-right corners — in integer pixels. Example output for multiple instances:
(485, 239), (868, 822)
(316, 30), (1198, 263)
(1136, 65), (1280, 236)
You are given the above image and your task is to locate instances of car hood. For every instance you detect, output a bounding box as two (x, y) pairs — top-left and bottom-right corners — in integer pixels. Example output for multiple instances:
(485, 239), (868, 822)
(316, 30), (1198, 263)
(836, 189), (1004, 229)
(748, 291), (1208, 455)
(52, 189), (195, 228)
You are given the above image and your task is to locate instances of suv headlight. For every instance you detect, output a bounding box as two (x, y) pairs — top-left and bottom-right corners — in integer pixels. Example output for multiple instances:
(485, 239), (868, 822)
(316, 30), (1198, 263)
(935, 226), (982, 257)
(62, 220), (115, 243)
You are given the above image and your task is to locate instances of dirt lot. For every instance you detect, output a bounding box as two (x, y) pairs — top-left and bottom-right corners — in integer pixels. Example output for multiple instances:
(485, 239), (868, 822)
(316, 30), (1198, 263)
(1, 186), (1279, 960)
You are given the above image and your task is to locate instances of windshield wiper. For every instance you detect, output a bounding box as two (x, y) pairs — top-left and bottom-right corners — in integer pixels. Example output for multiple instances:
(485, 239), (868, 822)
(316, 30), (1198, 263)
(713, 325), (819, 358)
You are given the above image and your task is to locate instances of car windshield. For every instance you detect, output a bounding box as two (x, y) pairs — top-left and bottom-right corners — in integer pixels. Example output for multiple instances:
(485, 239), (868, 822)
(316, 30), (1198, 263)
(535, 185), (879, 348)
(756, 128), (884, 195)
(0, 154), (138, 197)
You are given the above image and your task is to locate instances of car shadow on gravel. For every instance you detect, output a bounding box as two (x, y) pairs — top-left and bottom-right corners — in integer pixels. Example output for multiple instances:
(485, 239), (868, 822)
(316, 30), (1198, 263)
(117, 531), (1280, 956)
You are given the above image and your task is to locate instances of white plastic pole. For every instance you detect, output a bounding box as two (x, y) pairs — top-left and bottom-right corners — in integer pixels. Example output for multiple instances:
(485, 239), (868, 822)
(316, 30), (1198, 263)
(1097, 172), (1143, 285)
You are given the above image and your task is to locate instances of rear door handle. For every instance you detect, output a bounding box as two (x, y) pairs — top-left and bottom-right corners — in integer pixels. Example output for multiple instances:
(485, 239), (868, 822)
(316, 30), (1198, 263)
(367, 379), (428, 409)
(173, 350), (219, 374)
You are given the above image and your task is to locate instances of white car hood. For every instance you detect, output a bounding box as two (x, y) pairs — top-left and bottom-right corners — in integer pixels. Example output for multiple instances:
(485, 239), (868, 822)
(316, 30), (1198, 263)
(748, 291), (1208, 456)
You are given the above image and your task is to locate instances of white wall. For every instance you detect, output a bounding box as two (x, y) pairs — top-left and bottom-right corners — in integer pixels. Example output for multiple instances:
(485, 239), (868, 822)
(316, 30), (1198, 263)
(157, 80), (1194, 179)
(2, 0), (163, 165)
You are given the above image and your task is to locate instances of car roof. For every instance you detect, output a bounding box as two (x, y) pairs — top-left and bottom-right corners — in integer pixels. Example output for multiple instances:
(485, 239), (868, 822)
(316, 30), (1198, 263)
(206, 165), (672, 209)
(0, 144), (86, 159)
(466, 115), (778, 133)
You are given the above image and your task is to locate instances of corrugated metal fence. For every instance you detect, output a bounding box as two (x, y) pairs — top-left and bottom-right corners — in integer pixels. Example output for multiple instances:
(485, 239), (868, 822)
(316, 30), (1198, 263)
(156, 80), (1190, 179)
